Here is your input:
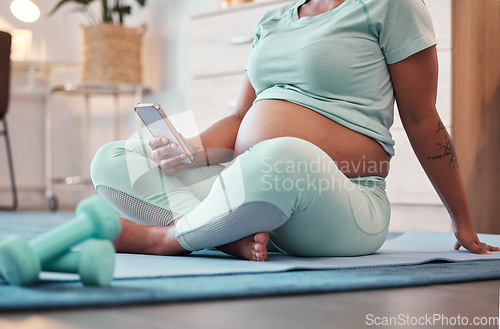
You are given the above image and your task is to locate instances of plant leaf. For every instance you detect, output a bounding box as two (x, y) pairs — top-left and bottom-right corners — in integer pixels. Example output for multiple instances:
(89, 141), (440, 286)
(48, 0), (145, 24)
(101, 0), (112, 22)
(48, 0), (76, 16)
(48, 0), (96, 16)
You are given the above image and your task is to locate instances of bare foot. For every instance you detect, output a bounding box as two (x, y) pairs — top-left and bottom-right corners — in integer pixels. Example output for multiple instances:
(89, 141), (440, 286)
(217, 232), (270, 261)
(113, 217), (191, 256)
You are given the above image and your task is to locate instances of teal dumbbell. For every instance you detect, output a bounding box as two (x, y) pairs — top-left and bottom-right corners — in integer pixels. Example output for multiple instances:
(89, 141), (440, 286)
(0, 196), (120, 286)
(42, 239), (116, 286)
(0, 238), (116, 286)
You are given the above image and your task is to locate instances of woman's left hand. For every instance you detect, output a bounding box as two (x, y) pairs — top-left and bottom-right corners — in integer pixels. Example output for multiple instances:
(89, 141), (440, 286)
(454, 227), (500, 254)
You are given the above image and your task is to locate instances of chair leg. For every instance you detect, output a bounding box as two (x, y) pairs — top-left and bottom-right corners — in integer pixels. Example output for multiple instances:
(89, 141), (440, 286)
(0, 118), (18, 211)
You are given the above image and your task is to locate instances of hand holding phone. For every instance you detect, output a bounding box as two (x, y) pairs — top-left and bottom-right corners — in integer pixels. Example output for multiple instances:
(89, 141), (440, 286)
(134, 103), (195, 165)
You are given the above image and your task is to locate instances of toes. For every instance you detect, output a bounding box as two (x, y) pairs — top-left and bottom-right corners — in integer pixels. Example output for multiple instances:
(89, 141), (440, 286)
(253, 249), (267, 261)
(252, 234), (269, 261)
(253, 241), (264, 252)
(219, 233), (270, 261)
(253, 232), (270, 245)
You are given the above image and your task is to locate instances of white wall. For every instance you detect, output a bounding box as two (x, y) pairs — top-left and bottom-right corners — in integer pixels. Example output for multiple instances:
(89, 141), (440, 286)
(0, 0), (451, 210)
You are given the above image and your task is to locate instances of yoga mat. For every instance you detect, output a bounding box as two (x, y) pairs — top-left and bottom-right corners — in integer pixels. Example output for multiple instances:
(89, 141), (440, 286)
(1, 261), (500, 312)
(32, 231), (500, 281)
(1, 213), (500, 281)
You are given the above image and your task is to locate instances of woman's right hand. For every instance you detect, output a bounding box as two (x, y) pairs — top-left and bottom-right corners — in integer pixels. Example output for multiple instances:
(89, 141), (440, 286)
(150, 137), (191, 176)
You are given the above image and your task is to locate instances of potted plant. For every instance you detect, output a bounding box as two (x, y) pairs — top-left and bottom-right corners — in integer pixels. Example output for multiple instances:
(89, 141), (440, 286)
(50, 0), (147, 84)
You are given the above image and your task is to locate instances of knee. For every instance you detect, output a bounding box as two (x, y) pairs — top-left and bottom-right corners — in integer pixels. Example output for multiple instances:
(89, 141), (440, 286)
(90, 140), (128, 187)
(91, 141), (126, 170)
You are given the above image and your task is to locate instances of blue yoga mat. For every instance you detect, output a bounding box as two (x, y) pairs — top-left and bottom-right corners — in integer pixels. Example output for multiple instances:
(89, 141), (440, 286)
(1, 212), (500, 311)
(1, 260), (500, 311)
(33, 231), (500, 282)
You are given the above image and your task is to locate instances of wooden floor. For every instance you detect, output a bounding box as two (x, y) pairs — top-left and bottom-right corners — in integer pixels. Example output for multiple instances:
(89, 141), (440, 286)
(1, 280), (499, 329)
(1, 205), (498, 329)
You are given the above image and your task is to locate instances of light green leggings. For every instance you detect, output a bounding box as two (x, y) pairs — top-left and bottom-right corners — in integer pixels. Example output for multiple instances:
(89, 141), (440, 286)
(90, 137), (390, 256)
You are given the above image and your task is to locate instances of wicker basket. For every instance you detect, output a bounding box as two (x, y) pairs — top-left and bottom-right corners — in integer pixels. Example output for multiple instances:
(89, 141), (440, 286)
(80, 24), (145, 84)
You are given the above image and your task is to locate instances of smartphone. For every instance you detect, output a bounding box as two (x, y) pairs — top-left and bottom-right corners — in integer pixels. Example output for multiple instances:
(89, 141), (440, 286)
(134, 103), (194, 165)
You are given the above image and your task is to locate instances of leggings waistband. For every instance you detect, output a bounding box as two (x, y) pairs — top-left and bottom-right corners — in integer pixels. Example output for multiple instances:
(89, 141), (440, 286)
(349, 176), (386, 189)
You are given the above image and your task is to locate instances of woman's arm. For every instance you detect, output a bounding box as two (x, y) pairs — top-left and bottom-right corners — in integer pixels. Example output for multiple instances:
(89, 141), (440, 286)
(151, 73), (256, 175)
(388, 46), (499, 254)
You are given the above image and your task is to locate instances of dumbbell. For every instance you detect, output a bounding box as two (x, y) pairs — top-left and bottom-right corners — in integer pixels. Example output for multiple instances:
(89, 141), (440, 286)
(0, 196), (120, 286)
(42, 239), (116, 286)
(0, 238), (116, 286)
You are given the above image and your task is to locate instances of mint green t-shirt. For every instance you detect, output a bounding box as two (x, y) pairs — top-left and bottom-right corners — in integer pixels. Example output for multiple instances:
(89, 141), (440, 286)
(246, 0), (437, 157)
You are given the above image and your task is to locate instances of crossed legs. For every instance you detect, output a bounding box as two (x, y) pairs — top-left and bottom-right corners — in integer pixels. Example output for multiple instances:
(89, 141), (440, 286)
(91, 137), (390, 261)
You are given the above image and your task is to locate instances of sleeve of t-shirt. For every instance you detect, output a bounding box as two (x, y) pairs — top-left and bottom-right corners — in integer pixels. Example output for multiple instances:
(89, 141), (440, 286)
(245, 20), (262, 71)
(251, 24), (261, 49)
(378, 0), (437, 64)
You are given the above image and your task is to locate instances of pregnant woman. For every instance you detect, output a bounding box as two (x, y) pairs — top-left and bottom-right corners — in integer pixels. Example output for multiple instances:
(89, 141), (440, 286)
(90, 0), (499, 261)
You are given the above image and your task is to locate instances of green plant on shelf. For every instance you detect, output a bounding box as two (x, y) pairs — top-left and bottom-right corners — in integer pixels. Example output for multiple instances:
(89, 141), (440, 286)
(49, 0), (146, 25)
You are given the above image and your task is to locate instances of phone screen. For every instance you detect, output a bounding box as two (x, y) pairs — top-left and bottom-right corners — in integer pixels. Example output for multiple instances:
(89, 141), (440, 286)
(134, 104), (194, 165)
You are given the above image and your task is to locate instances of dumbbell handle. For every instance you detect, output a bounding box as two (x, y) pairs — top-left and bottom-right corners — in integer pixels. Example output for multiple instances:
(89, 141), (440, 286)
(43, 249), (82, 273)
(42, 239), (116, 286)
(31, 214), (96, 262)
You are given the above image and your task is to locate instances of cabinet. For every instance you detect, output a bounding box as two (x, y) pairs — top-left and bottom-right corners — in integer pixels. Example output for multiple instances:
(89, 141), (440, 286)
(188, 1), (287, 132)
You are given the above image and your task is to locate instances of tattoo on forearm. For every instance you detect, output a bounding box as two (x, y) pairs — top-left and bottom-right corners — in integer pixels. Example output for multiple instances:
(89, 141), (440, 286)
(188, 142), (201, 154)
(427, 120), (459, 169)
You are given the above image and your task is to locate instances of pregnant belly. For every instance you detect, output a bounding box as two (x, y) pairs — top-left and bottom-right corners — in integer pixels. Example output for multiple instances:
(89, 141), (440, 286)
(234, 100), (390, 178)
